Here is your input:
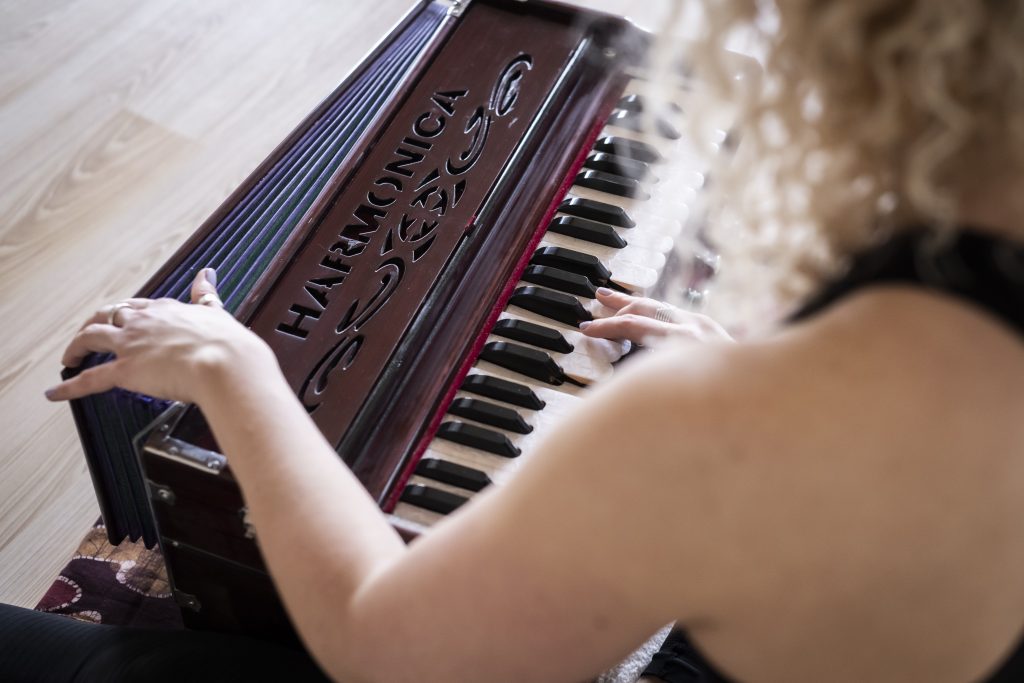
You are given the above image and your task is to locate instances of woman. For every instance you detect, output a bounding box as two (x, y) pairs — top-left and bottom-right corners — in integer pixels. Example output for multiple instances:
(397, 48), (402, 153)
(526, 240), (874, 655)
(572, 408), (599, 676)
(11, 0), (1024, 681)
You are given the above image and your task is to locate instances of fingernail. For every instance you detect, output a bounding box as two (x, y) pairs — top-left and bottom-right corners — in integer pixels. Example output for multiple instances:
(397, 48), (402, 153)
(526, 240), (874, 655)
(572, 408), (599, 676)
(44, 387), (58, 400)
(204, 268), (217, 287)
(596, 287), (613, 296)
(579, 321), (592, 330)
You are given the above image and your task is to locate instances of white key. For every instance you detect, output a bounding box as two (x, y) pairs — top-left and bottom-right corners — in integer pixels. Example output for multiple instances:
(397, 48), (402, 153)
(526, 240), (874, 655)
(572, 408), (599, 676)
(390, 504), (444, 530)
(471, 360), (587, 398)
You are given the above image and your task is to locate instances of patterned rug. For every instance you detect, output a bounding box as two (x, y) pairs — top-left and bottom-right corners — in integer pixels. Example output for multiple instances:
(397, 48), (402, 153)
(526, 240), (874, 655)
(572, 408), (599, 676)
(33, 520), (181, 630)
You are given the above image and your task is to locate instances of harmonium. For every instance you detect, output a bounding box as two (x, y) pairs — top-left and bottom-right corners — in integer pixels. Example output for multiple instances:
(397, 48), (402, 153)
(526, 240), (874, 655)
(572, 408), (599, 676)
(65, 0), (756, 643)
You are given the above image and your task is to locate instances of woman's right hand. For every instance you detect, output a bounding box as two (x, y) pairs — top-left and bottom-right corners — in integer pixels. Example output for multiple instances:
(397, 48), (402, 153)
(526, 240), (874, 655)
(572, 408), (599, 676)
(46, 268), (281, 407)
(580, 288), (734, 345)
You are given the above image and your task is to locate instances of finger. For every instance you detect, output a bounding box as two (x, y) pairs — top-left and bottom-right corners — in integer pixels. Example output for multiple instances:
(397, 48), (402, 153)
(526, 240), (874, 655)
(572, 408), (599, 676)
(62, 324), (123, 368)
(79, 299), (151, 331)
(618, 298), (663, 319)
(45, 363), (121, 401)
(579, 314), (677, 343)
(190, 267), (223, 307)
(595, 287), (639, 312)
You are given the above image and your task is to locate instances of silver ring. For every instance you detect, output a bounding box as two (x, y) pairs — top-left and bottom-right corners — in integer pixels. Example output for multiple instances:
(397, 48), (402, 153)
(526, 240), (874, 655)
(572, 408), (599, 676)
(106, 302), (134, 327)
(653, 305), (682, 324)
(196, 292), (222, 307)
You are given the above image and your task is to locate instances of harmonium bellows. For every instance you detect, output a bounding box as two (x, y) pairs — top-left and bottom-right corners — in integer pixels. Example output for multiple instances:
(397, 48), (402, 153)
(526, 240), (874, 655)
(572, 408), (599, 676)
(65, 0), (743, 639)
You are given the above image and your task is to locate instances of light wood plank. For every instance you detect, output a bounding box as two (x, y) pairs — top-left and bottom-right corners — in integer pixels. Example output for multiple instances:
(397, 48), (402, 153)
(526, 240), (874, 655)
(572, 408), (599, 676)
(0, 0), (420, 608)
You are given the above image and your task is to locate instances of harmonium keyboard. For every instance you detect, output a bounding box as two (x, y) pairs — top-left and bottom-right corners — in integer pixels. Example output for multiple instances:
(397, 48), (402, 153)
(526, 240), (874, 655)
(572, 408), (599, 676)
(65, 0), (756, 642)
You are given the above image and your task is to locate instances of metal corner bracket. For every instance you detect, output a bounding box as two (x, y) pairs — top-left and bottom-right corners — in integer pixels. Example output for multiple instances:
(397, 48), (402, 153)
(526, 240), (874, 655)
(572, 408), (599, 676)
(142, 403), (228, 475)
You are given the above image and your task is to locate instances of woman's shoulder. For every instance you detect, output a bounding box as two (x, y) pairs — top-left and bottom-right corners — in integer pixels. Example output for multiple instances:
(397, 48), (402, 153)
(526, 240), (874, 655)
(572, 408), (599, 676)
(606, 286), (1024, 681)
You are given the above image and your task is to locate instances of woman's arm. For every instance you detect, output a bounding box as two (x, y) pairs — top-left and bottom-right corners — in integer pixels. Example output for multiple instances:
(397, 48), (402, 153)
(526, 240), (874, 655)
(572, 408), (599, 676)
(49, 273), (746, 682)
(196, 352), (700, 682)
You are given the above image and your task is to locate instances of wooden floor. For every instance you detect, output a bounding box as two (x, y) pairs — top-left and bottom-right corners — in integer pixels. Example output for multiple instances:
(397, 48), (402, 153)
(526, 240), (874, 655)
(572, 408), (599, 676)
(0, 0), (664, 609)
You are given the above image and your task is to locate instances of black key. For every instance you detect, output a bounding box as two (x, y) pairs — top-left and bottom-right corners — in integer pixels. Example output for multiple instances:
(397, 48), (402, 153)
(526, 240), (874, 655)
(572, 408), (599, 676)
(607, 109), (643, 132)
(592, 136), (661, 163)
(548, 216), (627, 249)
(656, 117), (682, 140)
(584, 153), (650, 180)
(415, 458), (491, 492)
(521, 265), (596, 299)
(575, 170), (649, 200)
(616, 94), (644, 113)
(461, 374), (545, 410)
(449, 397), (532, 434)
(531, 246), (611, 288)
(401, 484), (468, 515)
(558, 198), (635, 228)
(493, 317), (573, 354)
(607, 110), (681, 140)
(437, 420), (521, 458)
(478, 341), (567, 386)
(508, 285), (593, 328)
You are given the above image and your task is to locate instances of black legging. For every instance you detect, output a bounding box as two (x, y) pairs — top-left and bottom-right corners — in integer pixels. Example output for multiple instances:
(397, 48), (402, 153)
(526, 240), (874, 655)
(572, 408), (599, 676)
(0, 604), (331, 682)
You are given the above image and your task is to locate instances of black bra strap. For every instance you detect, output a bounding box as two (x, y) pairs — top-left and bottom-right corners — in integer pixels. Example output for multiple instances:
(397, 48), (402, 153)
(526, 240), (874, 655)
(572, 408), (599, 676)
(791, 227), (1024, 336)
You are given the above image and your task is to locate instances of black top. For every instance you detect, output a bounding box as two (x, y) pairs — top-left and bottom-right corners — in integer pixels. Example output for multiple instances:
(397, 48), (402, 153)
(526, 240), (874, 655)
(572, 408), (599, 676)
(646, 227), (1024, 682)
(793, 227), (1024, 333)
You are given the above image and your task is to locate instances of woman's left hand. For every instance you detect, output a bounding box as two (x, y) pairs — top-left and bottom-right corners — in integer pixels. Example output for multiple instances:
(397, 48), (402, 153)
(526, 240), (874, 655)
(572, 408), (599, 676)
(46, 269), (280, 406)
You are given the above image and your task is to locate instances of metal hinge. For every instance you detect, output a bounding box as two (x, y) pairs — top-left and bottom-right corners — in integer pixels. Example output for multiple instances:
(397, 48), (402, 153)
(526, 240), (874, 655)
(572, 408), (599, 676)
(173, 590), (202, 613)
(143, 405), (228, 475)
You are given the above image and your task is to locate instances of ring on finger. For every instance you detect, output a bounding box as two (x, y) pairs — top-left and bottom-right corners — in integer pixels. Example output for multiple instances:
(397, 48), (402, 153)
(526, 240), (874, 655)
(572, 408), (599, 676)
(106, 302), (135, 327)
(196, 292), (222, 307)
(654, 305), (682, 324)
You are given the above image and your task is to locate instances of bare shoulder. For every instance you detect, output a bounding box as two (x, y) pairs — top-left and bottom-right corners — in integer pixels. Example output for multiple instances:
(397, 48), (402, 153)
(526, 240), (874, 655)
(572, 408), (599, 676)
(594, 286), (1024, 682)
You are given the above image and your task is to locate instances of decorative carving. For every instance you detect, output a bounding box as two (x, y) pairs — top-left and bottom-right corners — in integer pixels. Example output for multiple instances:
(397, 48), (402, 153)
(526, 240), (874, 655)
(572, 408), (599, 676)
(280, 55), (534, 413)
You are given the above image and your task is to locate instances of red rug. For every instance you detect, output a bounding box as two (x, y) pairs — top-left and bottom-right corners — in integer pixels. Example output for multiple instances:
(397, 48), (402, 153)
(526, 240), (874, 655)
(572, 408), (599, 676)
(34, 520), (181, 629)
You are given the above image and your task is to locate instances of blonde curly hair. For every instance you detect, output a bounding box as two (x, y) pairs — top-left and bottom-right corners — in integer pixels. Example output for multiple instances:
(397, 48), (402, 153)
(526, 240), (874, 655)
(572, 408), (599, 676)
(660, 0), (1024, 328)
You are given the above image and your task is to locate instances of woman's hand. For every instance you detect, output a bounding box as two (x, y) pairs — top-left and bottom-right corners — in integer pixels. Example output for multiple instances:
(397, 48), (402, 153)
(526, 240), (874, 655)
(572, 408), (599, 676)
(46, 269), (279, 406)
(580, 288), (734, 345)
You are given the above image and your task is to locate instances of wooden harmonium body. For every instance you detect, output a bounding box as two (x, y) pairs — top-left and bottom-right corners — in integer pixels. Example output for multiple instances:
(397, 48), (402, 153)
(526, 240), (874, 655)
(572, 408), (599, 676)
(65, 0), (729, 642)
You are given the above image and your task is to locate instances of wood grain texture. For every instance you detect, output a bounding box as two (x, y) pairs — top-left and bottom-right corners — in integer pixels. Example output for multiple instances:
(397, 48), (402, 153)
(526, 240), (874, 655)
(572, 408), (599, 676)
(0, 0), (419, 608)
(0, 0), (663, 609)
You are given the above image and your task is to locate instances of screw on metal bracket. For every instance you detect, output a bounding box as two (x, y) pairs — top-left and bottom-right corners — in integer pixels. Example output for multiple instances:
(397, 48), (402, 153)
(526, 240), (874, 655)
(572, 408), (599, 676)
(152, 485), (176, 506)
(447, 0), (466, 17)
